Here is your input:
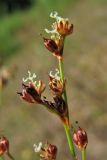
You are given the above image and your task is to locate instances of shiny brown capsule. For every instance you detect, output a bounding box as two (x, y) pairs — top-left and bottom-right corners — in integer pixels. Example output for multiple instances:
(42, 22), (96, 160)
(0, 136), (9, 156)
(73, 127), (88, 150)
(43, 38), (58, 53)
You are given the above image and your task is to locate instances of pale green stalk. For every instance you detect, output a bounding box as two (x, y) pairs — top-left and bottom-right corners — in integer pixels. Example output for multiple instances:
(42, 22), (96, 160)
(58, 58), (76, 159)
(64, 123), (76, 159)
(58, 58), (68, 103)
(7, 153), (15, 160)
(0, 153), (15, 160)
(82, 149), (87, 160)
(58, 58), (68, 118)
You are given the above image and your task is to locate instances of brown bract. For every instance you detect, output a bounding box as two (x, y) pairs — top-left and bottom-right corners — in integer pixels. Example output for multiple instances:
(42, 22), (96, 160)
(17, 82), (45, 104)
(73, 127), (88, 150)
(43, 38), (58, 53)
(43, 37), (64, 59)
(43, 95), (68, 122)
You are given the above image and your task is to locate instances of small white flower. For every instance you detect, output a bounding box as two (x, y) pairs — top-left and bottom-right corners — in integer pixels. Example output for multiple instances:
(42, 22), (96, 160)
(50, 11), (58, 19)
(50, 11), (68, 23)
(22, 70), (37, 85)
(44, 28), (56, 34)
(33, 142), (42, 153)
(49, 68), (60, 81)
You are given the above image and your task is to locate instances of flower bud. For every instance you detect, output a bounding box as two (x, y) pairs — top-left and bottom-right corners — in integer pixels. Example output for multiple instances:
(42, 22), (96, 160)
(49, 77), (65, 96)
(54, 20), (73, 36)
(0, 136), (9, 156)
(49, 11), (73, 36)
(49, 69), (65, 96)
(18, 71), (45, 104)
(40, 142), (57, 160)
(73, 127), (88, 150)
(34, 142), (57, 160)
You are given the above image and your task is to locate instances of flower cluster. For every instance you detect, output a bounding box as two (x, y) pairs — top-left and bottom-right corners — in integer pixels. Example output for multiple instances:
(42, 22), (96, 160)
(44, 11), (73, 59)
(18, 12), (73, 124)
(18, 71), (45, 104)
(49, 69), (65, 96)
(18, 69), (68, 124)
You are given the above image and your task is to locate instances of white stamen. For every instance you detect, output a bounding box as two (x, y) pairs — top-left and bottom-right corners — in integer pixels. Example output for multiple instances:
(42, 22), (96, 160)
(49, 71), (54, 78)
(49, 69), (60, 81)
(22, 70), (37, 84)
(50, 11), (65, 23)
(45, 28), (56, 34)
(33, 142), (42, 153)
(50, 11), (58, 18)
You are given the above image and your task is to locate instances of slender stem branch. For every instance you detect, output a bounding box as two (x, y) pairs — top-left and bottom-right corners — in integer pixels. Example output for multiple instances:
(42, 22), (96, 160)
(7, 152), (15, 160)
(58, 58), (76, 159)
(58, 58), (68, 115)
(64, 124), (76, 159)
(58, 58), (65, 82)
(82, 149), (86, 160)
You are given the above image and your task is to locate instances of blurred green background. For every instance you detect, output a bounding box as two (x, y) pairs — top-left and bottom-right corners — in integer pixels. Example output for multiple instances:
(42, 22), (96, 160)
(0, 0), (107, 160)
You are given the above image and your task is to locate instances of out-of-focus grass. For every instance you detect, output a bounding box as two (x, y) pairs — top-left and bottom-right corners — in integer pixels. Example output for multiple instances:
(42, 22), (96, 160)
(0, 6), (37, 60)
(0, 13), (24, 60)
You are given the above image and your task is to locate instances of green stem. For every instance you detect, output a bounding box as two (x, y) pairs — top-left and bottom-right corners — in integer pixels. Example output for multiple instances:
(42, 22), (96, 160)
(82, 149), (86, 160)
(58, 58), (68, 109)
(64, 124), (76, 159)
(7, 152), (15, 160)
(58, 58), (76, 159)
(58, 58), (64, 82)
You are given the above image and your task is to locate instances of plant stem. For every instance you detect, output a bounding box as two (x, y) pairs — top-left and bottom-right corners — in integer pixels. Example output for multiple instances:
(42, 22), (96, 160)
(82, 149), (86, 160)
(58, 58), (76, 159)
(64, 124), (76, 159)
(7, 153), (15, 160)
(58, 58), (64, 82)
(58, 58), (68, 109)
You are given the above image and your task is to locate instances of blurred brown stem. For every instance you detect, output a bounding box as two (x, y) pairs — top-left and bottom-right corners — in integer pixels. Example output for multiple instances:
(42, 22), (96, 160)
(0, 87), (2, 106)
(7, 152), (15, 160)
